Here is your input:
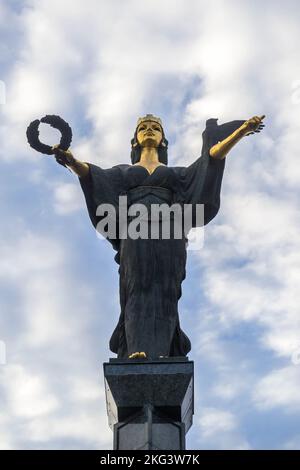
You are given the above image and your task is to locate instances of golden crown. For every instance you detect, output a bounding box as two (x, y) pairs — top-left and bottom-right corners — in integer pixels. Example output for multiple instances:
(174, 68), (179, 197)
(136, 114), (163, 129)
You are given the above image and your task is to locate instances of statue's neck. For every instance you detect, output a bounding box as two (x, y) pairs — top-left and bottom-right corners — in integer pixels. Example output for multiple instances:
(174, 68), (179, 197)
(139, 147), (160, 165)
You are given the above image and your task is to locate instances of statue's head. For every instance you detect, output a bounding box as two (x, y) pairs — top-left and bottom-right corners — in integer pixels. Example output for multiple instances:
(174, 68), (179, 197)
(131, 114), (168, 165)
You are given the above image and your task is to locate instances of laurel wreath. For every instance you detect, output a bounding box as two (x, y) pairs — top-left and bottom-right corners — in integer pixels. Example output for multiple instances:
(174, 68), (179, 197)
(26, 114), (72, 155)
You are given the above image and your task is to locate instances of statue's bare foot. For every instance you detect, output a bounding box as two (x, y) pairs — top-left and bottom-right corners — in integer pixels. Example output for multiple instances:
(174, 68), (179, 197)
(128, 352), (147, 359)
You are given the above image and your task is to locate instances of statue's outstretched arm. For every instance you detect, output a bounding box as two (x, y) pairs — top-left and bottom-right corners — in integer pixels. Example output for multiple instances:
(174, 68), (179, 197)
(209, 115), (265, 160)
(52, 145), (90, 178)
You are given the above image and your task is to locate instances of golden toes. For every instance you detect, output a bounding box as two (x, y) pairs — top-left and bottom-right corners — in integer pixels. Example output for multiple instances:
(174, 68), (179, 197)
(128, 352), (147, 359)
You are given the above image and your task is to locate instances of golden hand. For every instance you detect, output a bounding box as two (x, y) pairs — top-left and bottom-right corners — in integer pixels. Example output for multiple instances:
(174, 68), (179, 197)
(52, 144), (90, 178)
(240, 115), (265, 137)
(52, 144), (76, 166)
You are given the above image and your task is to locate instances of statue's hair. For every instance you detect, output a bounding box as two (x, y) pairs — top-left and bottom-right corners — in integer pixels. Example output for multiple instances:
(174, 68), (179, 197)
(130, 128), (168, 165)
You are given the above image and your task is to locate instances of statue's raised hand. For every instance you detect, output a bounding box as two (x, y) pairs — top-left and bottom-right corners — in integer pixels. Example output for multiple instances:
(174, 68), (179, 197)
(52, 144), (76, 168)
(52, 144), (90, 178)
(241, 115), (265, 136)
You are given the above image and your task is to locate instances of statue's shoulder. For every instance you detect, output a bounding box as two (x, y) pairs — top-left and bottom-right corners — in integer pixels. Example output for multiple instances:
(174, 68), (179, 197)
(117, 163), (131, 168)
(112, 163), (131, 170)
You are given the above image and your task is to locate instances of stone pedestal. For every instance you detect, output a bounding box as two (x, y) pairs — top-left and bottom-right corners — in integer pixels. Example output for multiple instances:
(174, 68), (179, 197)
(103, 357), (194, 450)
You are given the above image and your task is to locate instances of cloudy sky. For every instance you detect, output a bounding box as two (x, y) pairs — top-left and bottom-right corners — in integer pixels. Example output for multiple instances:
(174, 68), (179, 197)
(0, 0), (300, 450)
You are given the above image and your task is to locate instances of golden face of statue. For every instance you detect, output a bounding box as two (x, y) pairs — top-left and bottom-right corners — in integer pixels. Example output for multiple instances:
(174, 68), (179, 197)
(136, 120), (163, 148)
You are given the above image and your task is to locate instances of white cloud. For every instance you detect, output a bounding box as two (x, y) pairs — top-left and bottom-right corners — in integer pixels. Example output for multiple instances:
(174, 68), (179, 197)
(253, 366), (300, 412)
(212, 376), (245, 401)
(68, 377), (105, 403)
(195, 406), (251, 449)
(0, 415), (13, 450)
(283, 435), (300, 450)
(0, 232), (64, 281)
(1, 364), (59, 418)
(26, 409), (111, 448)
(198, 407), (237, 438)
(52, 182), (84, 215)
(0, 365), (111, 449)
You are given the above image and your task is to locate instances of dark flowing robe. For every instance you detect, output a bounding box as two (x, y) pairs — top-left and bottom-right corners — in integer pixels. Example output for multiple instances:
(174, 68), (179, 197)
(79, 119), (245, 359)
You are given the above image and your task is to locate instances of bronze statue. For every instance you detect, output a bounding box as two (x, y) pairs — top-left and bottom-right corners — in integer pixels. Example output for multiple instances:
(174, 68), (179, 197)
(28, 113), (265, 360)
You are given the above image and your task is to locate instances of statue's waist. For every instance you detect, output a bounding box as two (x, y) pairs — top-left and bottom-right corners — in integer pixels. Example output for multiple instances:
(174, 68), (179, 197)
(124, 186), (182, 223)
(127, 186), (174, 206)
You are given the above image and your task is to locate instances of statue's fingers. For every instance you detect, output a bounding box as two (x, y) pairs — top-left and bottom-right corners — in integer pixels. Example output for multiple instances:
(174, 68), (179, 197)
(250, 117), (260, 127)
(52, 144), (62, 151)
(53, 147), (67, 158)
(260, 114), (266, 120)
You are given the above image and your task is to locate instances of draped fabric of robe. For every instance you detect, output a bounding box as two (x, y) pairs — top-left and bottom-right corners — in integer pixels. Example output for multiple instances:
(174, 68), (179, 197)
(79, 119), (245, 359)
